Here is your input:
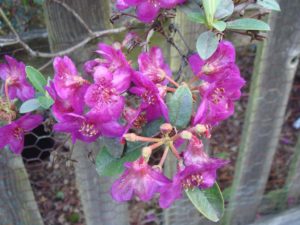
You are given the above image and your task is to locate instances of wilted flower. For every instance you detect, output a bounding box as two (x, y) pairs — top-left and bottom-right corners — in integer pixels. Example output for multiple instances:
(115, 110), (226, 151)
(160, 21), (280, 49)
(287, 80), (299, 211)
(111, 157), (171, 202)
(130, 72), (169, 122)
(116, 0), (186, 23)
(0, 114), (43, 154)
(53, 56), (89, 106)
(138, 47), (171, 84)
(53, 112), (124, 143)
(193, 67), (245, 126)
(188, 41), (237, 83)
(0, 55), (35, 101)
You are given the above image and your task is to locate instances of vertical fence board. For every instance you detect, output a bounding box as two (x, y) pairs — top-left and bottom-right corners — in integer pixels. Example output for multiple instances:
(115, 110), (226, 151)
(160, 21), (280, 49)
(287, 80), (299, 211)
(285, 135), (300, 205)
(225, 1), (300, 224)
(163, 11), (209, 225)
(73, 142), (130, 225)
(44, 1), (130, 224)
(0, 150), (44, 225)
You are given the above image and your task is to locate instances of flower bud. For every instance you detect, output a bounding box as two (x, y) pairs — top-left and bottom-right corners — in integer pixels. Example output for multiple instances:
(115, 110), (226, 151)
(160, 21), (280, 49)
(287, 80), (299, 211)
(180, 131), (193, 140)
(160, 123), (173, 135)
(142, 147), (152, 161)
(194, 124), (207, 134)
(123, 133), (137, 142)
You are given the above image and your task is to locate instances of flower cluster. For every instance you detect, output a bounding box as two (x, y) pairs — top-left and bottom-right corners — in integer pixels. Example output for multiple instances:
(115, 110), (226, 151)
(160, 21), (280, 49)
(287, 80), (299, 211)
(109, 39), (245, 207)
(0, 2), (245, 209)
(0, 56), (42, 154)
(48, 41), (173, 143)
(188, 41), (245, 126)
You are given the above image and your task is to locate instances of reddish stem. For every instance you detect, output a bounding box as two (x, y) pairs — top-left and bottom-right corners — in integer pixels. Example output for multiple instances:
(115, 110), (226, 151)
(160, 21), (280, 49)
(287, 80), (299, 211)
(158, 146), (169, 168)
(170, 143), (181, 160)
(165, 76), (180, 87)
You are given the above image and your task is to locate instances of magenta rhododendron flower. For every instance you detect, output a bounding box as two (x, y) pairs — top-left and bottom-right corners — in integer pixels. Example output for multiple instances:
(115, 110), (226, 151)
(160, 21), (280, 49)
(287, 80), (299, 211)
(183, 135), (228, 167)
(0, 55), (35, 101)
(84, 65), (130, 121)
(96, 43), (131, 72)
(123, 106), (147, 130)
(130, 72), (169, 122)
(188, 41), (237, 83)
(111, 157), (171, 202)
(46, 82), (83, 121)
(116, 0), (186, 23)
(159, 162), (225, 208)
(193, 67), (245, 125)
(159, 136), (227, 208)
(53, 56), (89, 106)
(138, 47), (171, 84)
(54, 113), (124, 143)
(0, 114), (43, 154)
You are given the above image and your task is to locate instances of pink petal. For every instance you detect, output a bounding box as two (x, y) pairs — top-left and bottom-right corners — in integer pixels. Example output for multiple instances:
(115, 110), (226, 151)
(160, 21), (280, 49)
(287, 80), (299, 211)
(53, 56), (77, 78)
(16, 82), (35, 102)
(93, 66), (113, 84)
(111, 172), (134, 202)
(0, 64), (9, 80)
(112, 67), (131, 93)
(136, 1), (160, 23)
(100, 121), (125, 138)
(188, 54), (205, 76)
(17, 114), (43, 131)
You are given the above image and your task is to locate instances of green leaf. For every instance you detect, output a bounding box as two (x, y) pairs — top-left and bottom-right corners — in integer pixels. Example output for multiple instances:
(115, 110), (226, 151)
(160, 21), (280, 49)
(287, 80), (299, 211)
(37, 96), (54, 109)
(26, 66), (47, 94)
(19, 98), (40, 113)
(142, 118), (164, 137)
(196, 31), (219, 60)
(179, 1), (206, 24)
(187, 12), (206, 24)
(185, 183), (224, 222)
(215, 0), (234, 19)
(202, 0), (220, 25)
(212, 20), (226, 32)
(257, 0), (280, 11)
(96, 146), (141, 177)
(226, 18), (270, 31)
(168, 85), (193, 129)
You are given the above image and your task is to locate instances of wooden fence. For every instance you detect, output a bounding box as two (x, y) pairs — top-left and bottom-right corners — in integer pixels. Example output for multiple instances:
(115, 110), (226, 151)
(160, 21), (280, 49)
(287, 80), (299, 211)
(1, 0), (300, 224)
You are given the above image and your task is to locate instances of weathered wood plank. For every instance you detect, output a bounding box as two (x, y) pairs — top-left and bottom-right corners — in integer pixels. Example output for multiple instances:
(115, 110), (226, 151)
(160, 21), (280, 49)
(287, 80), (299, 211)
(285, 135), (300, 205)
(72, 141), (130, 225)
(163, 10), (208, 225)
(44, 0), (111, 53)
(251, 207), (300, 225)
(43, 1), (130, 224)
(0, 149), (44, 225)
(225, 1), (300, 224)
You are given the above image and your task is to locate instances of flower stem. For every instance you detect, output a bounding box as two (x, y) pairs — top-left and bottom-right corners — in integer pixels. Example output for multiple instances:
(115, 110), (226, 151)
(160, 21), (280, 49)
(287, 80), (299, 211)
(170, 142), (181, 160)
(148, 141), (164, 150)
(124, 133), (161, 142)
(166, 87), (176, 92)
(158, 146), (169, 168)
(165, 76), (180, 87)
